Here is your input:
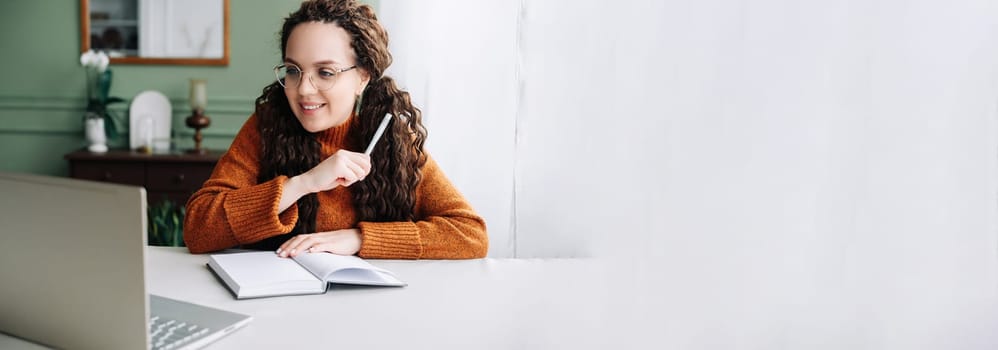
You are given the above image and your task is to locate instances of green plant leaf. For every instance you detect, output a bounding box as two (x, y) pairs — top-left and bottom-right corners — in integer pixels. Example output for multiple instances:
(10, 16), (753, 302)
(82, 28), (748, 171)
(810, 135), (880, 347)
(97, 70), (112, 104)
(103, 112), (119, 139)
(147, 199), (187, 247)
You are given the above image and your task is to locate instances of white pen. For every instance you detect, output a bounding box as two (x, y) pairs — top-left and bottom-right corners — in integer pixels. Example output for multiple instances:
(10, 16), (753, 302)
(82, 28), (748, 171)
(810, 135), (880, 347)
(364, 114), (393, 155)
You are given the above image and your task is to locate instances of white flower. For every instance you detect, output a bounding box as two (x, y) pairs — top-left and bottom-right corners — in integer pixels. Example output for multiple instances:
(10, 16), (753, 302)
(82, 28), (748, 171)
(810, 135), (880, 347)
(96, 52), (110, 72)
(79, 50), (110, 71)
(80, 50), (96, 67)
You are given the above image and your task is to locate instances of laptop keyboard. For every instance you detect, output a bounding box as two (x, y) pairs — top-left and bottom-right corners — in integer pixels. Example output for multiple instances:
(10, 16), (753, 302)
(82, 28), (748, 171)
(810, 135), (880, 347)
(149, 315), (211, 350)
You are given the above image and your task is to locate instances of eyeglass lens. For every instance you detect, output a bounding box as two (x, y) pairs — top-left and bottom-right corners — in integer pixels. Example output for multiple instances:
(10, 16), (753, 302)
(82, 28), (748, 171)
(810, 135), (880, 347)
(275, 65), (346, 90)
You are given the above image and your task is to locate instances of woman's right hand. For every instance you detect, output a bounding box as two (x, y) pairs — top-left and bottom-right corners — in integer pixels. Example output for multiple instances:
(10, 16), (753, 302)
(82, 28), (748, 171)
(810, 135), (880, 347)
(301, 149), (372, 193)
(279, 149), (371, 213)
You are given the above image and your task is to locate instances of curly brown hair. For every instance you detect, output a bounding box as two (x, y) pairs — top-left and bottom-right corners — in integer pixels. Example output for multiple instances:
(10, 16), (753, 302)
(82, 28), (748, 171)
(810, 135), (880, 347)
(254, 0), (427, 242)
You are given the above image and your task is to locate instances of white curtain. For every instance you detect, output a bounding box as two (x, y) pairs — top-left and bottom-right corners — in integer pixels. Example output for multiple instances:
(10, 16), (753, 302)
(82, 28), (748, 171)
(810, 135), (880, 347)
(380, 0), (998, 347)
(380, 1), (520, 258)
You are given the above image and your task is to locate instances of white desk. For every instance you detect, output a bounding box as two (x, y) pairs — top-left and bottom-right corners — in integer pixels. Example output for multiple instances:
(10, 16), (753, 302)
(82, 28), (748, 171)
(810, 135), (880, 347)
(148, 247), (613, 349)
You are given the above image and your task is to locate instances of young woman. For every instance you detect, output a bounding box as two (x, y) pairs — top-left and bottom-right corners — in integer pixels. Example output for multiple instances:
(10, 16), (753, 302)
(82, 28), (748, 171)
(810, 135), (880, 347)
(183, 0), (487, 259)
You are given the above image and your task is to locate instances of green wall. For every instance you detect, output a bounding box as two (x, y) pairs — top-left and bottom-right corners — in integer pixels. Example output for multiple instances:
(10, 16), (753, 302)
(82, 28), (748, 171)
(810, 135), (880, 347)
(0, 0), (375, 176)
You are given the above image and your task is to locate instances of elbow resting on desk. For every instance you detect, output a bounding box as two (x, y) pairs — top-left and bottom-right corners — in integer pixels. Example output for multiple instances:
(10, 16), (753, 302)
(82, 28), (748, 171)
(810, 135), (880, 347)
(443, 226), (489, 259)
(424, 215), (489, 259)
(357, 215), (489, 259)
(183, 232), (220, 254)
(458, 218), (489, 259)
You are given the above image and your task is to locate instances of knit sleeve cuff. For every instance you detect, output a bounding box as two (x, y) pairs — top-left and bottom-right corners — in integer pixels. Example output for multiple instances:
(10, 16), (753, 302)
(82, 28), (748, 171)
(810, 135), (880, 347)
(357, 221), (422, 259)
(223, 176), (298, 244)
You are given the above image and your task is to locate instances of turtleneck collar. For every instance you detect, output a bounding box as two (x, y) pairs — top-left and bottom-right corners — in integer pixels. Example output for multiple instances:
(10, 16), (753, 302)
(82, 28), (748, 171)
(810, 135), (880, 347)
(315, 113), (355, 156)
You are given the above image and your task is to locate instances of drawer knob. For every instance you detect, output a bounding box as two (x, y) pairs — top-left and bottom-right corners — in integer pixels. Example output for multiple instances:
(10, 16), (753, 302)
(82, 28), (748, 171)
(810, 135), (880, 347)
(173, 174), (186, 184)
(102, 171), (112, 181)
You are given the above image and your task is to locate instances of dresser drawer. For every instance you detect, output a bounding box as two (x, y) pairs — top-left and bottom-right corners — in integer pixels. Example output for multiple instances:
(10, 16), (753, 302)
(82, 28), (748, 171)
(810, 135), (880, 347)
(145, 163), (214, 192)
(71, 162), (145, 186)
(66, 149), (221, 207)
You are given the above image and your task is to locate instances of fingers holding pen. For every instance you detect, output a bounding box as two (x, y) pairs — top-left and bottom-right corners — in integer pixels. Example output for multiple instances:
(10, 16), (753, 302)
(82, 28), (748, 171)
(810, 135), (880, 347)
(336, 151), (371, 186)
(347, 151), (372, 177)
(334, 154), (369, 187)
(303, 150), (372, 192)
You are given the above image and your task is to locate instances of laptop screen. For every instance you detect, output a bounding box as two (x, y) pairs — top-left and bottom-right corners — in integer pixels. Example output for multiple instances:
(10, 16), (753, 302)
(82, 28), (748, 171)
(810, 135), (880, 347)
(0, 172), (149, 349)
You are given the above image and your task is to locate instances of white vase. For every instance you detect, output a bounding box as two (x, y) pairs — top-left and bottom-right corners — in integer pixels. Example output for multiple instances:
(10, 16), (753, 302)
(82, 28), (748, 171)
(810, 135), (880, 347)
(85, 117), (108, 153)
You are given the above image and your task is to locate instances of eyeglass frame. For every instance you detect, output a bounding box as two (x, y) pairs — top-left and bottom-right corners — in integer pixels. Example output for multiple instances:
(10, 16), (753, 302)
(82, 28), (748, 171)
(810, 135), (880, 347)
(273, 63), (358, 91)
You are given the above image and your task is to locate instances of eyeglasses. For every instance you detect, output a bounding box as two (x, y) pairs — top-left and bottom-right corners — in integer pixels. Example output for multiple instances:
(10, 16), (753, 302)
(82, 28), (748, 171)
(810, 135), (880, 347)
(273, 64), (357, 91)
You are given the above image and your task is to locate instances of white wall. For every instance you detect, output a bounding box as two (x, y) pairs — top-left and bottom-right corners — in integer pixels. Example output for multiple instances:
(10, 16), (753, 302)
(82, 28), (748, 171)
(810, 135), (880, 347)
(381, 0), (998, 348)
(607, 1), (998, 348)
(381, 1), (519, 258)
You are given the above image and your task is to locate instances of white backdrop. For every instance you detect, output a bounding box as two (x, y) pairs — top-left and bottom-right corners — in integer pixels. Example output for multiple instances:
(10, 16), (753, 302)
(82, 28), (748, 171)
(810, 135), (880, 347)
(380, 1), (520, 258)
(379, 0), (998, 348)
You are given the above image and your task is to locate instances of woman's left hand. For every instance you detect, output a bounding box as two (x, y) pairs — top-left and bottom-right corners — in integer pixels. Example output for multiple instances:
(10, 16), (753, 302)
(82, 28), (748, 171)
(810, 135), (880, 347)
(277, 229), (361, 258)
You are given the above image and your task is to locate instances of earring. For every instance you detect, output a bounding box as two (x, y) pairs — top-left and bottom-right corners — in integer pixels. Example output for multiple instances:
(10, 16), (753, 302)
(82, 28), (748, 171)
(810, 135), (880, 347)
(354, 93), (363, 116)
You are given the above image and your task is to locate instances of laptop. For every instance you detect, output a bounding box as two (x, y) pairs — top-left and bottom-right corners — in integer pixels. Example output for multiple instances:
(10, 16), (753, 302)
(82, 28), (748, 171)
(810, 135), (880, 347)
(0, 171), (251, 349)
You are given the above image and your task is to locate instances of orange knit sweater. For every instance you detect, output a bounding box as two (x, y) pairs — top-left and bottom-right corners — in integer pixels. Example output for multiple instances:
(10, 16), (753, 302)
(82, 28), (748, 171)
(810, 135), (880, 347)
(183, 114), (488, 259)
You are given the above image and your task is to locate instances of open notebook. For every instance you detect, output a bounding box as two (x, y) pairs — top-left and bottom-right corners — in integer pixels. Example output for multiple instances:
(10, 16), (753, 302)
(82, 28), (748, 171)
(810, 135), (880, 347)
(209, 251), (406, 299)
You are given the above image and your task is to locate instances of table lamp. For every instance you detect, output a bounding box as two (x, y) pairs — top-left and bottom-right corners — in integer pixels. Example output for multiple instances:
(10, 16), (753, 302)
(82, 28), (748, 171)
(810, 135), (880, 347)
(186, 79), (211, 155)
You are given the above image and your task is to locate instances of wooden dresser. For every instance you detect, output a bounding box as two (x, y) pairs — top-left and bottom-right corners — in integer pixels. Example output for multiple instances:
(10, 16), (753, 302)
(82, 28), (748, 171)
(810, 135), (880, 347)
(65, 149), (223, 206)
